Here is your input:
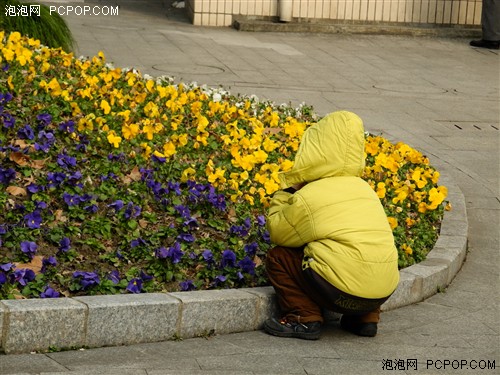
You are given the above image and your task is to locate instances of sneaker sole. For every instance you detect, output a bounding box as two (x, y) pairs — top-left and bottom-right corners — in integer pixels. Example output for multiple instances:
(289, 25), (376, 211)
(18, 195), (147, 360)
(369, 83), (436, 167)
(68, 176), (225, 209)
(263, 323), (321, 340)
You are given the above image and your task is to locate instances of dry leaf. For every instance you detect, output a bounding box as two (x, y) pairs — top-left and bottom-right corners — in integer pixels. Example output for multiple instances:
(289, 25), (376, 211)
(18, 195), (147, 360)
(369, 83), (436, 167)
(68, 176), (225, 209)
(6, 186), (27, 196)
(263, 127), (282, 135)
(128, 166), (142, 181)
(122, 166), (142, 184)
(139, 219), (149, 228)
(30, 158), (47, 169)
(14, 255), (44, 275)
(13, 139), (29, 149)
(9, 152), (46, 169)
(227, 207), (237, 223)
(23, 175), (36, 185)
(55, 209), (68, 223)
(14, 292), (26, 300)
(10, 151), (31, 166)
(253, 255), (263, 267)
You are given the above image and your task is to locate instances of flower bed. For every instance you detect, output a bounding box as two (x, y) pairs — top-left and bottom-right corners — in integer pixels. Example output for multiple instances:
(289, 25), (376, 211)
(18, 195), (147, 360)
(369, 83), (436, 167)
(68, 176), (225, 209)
(0, 31), (449, 299)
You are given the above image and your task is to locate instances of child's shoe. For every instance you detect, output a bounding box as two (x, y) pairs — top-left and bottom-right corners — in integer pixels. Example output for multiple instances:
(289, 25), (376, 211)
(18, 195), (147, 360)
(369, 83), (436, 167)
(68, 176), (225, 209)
(264, 317), (322, 340)
(340, 315), (377, 337)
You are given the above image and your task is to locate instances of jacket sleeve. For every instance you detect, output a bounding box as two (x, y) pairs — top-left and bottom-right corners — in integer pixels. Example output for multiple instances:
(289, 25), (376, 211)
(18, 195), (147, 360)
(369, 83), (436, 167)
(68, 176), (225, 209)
(266, 190), (315, 248)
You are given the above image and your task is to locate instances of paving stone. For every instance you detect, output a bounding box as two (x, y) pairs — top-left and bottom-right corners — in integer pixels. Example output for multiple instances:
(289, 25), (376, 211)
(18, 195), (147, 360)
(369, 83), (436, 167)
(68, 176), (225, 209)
(41, 370), (147, 375)
(169, 289), (259, 338)
(300, 358), (391, 375)
(196, 353), (307, 374)
(1, 298), (86, 354)
(74, 293), (180, 348)
(0, 352), (68, 374)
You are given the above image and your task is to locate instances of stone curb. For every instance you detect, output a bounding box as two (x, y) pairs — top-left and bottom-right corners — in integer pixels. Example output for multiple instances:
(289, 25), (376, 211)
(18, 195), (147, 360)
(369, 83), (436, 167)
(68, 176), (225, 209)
(0, 175), (467, 354)
(233, 18), (482, 38)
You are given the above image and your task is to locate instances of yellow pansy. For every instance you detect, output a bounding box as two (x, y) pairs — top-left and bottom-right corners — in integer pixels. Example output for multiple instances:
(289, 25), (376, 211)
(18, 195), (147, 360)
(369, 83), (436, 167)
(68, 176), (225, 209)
(280, 159), (294, 171)
(264, 178), (279, 195)
(8, 31), (21, 43)
(153, 150), (166, 159)
(140, 142), (152, 158)
(142, 121), (163, 140)
(100, 100), (111, 114)
(426, 186), (448, 210)
(163, 141), (176, 157)
(262, 137), (279, 152)
(411, 169), (428, 189)
(207, 167), (227, 185)
(145, 79), (155, 93)
(387, 217), (398, 230)
(252, 149), (268, 164)
(107, 131), (122, 148)
(144, 101), (159, 118)
(402, 244), (413, 255)
(122, 123), (140, 140)
(376, 182), (386, 199)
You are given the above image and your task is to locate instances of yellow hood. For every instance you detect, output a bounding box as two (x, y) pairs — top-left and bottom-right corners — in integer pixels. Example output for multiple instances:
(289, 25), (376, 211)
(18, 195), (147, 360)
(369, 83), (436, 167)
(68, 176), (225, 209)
(279, 111), (366, 189)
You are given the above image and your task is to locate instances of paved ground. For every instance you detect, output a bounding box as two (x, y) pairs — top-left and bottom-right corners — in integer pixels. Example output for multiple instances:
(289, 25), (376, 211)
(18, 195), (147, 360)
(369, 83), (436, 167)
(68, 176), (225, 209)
(1, 0), (499, 374)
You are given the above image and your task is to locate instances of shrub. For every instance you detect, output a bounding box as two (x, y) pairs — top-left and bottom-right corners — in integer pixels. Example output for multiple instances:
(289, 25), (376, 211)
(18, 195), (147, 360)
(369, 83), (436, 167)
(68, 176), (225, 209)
(1, 0), (73, 52)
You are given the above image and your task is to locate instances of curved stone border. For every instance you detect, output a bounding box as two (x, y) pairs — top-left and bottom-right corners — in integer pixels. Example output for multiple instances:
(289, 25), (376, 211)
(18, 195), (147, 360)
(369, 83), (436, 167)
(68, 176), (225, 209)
(0, 174), (467, 354)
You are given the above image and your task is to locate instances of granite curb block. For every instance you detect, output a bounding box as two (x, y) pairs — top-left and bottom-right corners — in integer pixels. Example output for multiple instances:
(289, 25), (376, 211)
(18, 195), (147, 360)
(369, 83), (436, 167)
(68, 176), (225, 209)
(0, 176), (467, 354)
(233, 18), (482, 38)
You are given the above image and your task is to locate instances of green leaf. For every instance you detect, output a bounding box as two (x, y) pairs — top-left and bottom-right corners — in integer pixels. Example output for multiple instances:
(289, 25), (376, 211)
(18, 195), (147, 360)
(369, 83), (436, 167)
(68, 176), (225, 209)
(127, 220), (138, 230)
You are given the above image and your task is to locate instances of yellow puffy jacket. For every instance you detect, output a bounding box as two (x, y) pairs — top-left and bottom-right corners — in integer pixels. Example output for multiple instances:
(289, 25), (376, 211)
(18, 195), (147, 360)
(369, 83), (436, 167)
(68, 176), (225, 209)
(267, 111), (399, 299)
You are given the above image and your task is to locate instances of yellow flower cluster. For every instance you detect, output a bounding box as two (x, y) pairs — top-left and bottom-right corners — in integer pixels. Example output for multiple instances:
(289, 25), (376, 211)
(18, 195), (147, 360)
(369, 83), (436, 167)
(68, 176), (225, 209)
(1, 32), (311, 207)
(364, 136), (448, 229)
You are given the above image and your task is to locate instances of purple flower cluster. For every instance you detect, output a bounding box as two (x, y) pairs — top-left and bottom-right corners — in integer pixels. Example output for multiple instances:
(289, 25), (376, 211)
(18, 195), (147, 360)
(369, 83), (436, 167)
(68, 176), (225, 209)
(0, 92), (15, 129)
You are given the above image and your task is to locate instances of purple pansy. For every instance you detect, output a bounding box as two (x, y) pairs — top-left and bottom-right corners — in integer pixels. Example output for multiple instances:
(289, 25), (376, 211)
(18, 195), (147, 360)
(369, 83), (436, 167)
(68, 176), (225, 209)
(221, 250), (236, 268)
(0, 167), (16, 185)
(238, 256), (256, 275)
(36, 113), (52, 126)
(59, 237), (71, 252)
(20, 241), (37, 259)
(58, 120), (75, 133)
(124, 202), (141, 219)
(107, 270), (121, 284)
(11, 268), (36, 286)
(257, 215), (266, 226)
(213, 274), (226, 286)
(126, 278), (142, 293)
(40, 286), (60, 298)
(24, 210), (42, 229)
(108, 200), (124, 211)
(165, 242), (184, 264)
(244, 242), (259, 257)
(42, 256), (57, 273)
(57, 153), (77, 169)
(177, 232), (195, 243)
(179, 280), (196, 291)
(62, 192), (83, 207)
(17, 124), (35, 140)
(73, 271), (100, 289)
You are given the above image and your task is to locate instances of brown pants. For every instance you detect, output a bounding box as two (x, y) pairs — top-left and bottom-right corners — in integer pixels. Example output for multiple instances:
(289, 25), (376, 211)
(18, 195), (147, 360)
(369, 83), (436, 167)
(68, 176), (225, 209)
(266, 246), (384, 324)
